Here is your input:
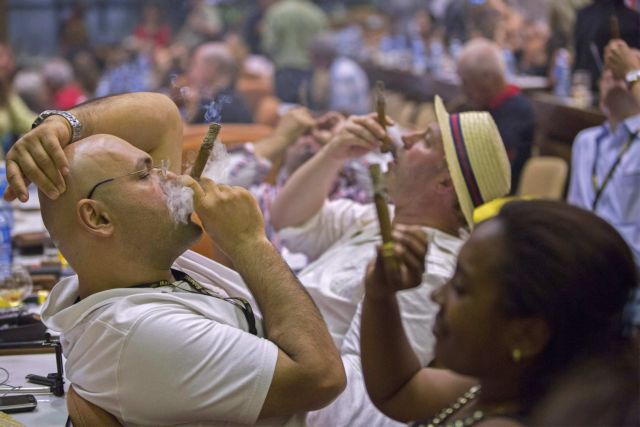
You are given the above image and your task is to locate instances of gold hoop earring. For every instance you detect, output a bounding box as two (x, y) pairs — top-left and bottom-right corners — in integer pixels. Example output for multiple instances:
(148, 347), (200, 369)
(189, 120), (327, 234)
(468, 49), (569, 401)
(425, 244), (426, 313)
(512, 348), (522, 363)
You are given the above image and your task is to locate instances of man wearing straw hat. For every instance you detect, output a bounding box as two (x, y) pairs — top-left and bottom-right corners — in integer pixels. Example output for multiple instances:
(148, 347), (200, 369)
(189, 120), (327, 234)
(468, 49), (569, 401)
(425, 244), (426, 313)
(270, 95), (511, 427)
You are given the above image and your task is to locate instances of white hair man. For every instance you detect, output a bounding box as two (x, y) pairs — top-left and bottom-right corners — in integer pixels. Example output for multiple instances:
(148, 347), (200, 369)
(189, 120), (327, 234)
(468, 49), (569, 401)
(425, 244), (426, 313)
(457, 38), (535, 191)
(269, 96), (511, 426)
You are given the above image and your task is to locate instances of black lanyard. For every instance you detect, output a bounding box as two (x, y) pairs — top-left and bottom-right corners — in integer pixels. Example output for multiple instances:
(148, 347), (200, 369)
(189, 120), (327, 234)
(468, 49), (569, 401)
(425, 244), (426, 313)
(591, 129), (638, 210)
(132, 269), (258, 335)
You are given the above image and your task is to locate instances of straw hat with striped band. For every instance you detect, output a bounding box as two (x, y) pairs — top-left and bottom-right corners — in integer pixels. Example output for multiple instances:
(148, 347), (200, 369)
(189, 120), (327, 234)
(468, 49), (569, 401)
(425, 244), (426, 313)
(434, 95), (511, 229)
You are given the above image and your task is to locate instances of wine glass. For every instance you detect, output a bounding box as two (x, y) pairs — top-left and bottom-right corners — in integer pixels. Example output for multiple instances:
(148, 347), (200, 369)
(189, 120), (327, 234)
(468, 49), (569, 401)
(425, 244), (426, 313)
(0, 265), (33, 309)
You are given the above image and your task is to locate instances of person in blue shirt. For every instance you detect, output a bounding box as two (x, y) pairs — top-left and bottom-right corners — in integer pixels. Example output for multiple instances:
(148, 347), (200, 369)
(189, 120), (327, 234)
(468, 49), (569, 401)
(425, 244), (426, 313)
(567, 69), (640, 268)
(567, 64), (640, 335)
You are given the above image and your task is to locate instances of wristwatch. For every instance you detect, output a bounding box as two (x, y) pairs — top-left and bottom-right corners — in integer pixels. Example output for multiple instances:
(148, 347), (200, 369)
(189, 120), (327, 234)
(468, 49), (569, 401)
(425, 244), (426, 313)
(31, 110), (83, 144)
(625, 69), (640, 88)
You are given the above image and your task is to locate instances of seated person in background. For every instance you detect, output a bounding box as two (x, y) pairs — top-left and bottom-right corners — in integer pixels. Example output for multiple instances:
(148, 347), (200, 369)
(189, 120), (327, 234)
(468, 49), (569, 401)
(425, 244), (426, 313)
(270, 97), (511, 427)
(131, 2), (171, 49)
(42, 58), (88, 110)
(567, 67), (640, 267)
(455, 38), (535, 192)
(516, 19), (551, 76)
(605, 38), (640, 105)
(176, 42), (253, 124)
(361, 200), (639, 426)
(3, 92), (345, 426)
(574, 0), (640, 92)
(308, 33), (371, 116)
(226, 108), (375, 247)
(175, 0), (224, 50)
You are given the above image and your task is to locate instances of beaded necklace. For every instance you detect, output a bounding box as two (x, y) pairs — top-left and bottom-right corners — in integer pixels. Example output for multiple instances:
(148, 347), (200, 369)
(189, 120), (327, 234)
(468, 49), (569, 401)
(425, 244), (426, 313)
(412, 385), (484, 427)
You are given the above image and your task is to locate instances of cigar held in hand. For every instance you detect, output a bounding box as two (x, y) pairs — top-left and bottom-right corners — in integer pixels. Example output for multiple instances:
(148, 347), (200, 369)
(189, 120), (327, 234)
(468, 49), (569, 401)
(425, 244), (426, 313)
(375, 81), (395, 156)
(190, 123), (221, 180)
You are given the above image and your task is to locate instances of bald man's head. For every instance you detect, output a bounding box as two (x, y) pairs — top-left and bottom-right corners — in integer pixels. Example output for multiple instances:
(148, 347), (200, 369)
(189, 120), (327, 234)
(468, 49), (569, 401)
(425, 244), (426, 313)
(457, 38), (507, 107)
(40, 134), (202, 273)
(39, 135), (138, 252)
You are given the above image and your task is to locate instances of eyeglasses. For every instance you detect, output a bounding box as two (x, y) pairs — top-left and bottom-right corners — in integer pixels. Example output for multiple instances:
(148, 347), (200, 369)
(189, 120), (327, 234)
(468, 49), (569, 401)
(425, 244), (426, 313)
(85, 165), (162, 200)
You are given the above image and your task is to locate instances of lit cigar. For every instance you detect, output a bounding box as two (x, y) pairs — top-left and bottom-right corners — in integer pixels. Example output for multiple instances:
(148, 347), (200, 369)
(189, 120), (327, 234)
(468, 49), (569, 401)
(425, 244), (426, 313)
(375, 81), (396, 158)
(190, 123), (221, 180)
(369, 163), (397, 275)
(610, 15), (620, 39)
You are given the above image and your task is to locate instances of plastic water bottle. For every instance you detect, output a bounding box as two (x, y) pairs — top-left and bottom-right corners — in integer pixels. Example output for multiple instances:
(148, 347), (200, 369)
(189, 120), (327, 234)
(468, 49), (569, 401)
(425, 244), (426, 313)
(0, 162), (12, 275)
(553, 49), (571, 98)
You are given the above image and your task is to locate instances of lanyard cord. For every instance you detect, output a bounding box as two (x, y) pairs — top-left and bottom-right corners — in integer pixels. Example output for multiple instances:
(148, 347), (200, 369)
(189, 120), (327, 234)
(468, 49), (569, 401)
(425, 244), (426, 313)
(131, 269), (258, 335)
(591, 130), (638, 210)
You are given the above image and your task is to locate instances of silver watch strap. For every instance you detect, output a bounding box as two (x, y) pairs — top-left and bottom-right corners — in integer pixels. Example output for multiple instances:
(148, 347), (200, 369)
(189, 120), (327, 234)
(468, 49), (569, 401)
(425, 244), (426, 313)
(31, 110), (82, 144)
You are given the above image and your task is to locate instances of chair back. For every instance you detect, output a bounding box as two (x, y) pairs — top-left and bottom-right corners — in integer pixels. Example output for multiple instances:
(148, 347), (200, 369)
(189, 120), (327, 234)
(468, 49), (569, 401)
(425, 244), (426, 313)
(516, 156), (568, 199)
(67, 385), (122, 427)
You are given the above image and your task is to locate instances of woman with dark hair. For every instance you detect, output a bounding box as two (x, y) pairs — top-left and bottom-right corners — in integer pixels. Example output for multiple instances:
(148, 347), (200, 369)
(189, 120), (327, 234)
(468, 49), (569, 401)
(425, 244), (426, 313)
(361, 200), (639, 426)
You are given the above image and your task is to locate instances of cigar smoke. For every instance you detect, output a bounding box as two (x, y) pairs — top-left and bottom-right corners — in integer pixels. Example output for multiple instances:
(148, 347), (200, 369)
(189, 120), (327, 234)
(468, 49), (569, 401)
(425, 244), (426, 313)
(201, 141), (230, 183)
(162, 142), (230, 226)
(161, 96), (233, 224)
(160, 178), (194, 225)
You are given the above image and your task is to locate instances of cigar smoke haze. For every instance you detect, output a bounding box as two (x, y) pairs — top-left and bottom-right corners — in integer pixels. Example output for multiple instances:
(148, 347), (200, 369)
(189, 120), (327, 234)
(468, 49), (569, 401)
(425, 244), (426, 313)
(161, 94), (233, 224)
(160, 178), (194, 225)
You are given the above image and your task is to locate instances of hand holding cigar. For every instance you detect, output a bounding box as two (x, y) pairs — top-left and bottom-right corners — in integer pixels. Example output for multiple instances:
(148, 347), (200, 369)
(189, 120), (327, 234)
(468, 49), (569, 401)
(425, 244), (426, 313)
(375, 81), (396, 158)
(190, 123), (221, 180)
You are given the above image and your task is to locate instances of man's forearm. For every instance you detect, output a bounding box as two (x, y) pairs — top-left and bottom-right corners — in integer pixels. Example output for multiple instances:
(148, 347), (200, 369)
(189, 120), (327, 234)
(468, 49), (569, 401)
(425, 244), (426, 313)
(252, 134), (291, 164)
(270, 148), (343, 230)
(232, 238), (337, 362)
(70, 92), (183, 170)
(361, 294), (423, 414)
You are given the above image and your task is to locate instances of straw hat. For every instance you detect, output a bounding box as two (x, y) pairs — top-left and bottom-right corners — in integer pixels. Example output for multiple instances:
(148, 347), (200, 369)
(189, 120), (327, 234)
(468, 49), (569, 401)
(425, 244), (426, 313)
(434, 95), (511, 229)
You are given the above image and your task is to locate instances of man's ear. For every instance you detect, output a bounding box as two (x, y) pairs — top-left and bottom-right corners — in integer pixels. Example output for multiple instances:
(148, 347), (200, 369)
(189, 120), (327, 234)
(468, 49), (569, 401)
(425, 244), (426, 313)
(506, 317), (551, 362)
(76, 200), (114, 237)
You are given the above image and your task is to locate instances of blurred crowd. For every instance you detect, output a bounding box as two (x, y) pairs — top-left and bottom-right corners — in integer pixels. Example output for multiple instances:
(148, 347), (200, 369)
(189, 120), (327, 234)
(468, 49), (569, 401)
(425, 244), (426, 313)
(1, 1), (638, 148)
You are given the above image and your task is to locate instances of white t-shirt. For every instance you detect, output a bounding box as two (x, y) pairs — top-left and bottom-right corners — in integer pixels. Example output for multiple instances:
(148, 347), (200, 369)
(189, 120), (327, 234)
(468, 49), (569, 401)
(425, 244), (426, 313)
(280, 199), (465, 427)
(41, 250), (304, 427)
(279, 199), (383, 349)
